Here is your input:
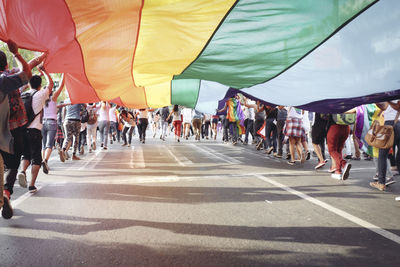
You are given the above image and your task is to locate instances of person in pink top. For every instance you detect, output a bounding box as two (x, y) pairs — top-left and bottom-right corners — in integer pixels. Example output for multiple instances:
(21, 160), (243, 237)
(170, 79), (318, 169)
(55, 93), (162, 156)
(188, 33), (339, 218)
(41, 74), (65, 174)
(97, 101), (110, 149)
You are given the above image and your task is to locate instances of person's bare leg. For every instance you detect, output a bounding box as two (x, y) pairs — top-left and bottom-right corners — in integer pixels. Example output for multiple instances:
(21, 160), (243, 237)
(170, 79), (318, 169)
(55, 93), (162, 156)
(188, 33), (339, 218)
(313, 143), (325, 163)
(289, 137), (296, 162)
(29, 164), (40, 187)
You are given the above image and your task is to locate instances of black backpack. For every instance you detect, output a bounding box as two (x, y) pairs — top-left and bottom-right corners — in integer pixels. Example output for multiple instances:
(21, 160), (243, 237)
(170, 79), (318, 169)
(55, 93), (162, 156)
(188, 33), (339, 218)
(21, 90), (39, 126)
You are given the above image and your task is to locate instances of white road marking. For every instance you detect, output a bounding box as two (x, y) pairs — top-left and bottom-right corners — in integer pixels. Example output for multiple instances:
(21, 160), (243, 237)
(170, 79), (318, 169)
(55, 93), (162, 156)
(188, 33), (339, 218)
(166, 147), (185, 166)
(191, 144), (241, 164)
(165, 146), (193, 166)
(131, 146), (145, 168)
(350, 167), (376, 172)
(78, 149), (102, 170)
(254, 174), (400, 245)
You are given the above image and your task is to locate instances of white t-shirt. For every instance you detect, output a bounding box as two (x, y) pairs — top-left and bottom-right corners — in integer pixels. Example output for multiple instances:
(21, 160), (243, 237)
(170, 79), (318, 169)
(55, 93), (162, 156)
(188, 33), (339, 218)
(384, 101), (400, 121)
(287, 107), (303, 119)
(109, 106), (117, 122)
(182, 108), (192, 123)
(97, 103), (110, 121)
(138, 109), (148, 119)
(302, 110), (310, 132)
(28, 88), (50, 130)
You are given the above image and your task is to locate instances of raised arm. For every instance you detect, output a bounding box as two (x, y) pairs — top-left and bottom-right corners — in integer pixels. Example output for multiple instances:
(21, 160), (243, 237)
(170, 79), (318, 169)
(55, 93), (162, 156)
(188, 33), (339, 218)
(7, 40), (32, 80)
(388, 101), (400, 112)
(217, 102), (228, 113)
(51, 74), (64, 102)
(28, 52), (47, 71)
(38, 65), (53, 96)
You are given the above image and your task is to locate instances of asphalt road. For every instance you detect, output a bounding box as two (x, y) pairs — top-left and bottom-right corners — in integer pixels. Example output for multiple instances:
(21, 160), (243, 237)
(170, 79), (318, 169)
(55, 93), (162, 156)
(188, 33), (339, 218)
(1, 134), (399, 266)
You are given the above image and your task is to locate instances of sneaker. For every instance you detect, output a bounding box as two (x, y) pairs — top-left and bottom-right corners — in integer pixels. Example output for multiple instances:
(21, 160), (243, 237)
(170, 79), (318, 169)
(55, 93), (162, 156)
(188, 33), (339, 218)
(72, 155), (81, 160)
(344, 155), (352, 160)
(18, 171), (27, 188)
(331, 173), (342, 180)
(306, 151), (311, 160)
(370, 181), (385, 191)
(28, 186), (37, 193)
(385, 177), (396, 186)
(103, 146), (108, 150)
(287, 160), (296, 166)
(273, 152), (278, 157)
(42, 161), (49, 174)
(285, 153), (291, 160)
(324, 159), (329, 163)
(328, 168), (336, 174)
(364, 155), (373, 161)
(315, 161), (326, 170)
(110, 139), (113, 144)
(113, 135), (116, 141)
(373, 174), (379, 181)
(101, 143), (104, 148)
(2, 193), (13, 219)
(351, 156), (361, 161)
(341, 163), (352, 180)
(396, 196), (400, 201)
(276, 153), (282, 158)
(265, 147), (273, 155)
(256, 140), (263, 150)
(59, 149), (65, 162)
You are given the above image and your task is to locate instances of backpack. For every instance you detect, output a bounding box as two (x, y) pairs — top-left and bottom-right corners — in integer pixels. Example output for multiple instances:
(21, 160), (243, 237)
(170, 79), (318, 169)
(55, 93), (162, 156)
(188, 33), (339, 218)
(21, 90), (39, 126)
(81, 107), (89, 123)
(87, 108), (97, 125)
(332, 113), (356, 125)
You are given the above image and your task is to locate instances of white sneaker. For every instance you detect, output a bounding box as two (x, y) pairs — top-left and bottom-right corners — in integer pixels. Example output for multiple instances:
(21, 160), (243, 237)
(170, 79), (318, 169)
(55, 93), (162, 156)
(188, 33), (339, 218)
(395, 196), (400, 201)
(331, 173), (342, 180)
(341, 163), (352, 180)
(18, 171), (27, 188)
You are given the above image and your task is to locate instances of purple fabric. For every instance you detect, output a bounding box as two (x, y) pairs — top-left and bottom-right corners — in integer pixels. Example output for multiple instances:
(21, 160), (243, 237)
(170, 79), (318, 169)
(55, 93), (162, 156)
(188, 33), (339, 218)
(354, 105), (365, 149)
(236, 101), (245, 127)
(217, 88), (400, 114)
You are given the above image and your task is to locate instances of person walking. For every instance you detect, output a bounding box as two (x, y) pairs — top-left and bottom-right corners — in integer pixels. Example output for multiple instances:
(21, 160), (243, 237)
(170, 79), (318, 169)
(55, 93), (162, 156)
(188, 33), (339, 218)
(41, 74), (64, 173)
(0, 40), (33, 218)
(370, 101), (400, 191)
(137, 108), (149, 144)
(59, 103), (85, 161)
(19, 65), (53, 193)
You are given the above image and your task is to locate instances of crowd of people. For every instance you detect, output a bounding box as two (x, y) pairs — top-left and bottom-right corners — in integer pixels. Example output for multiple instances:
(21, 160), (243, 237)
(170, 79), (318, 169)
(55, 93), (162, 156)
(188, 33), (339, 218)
(1, 41), (399, 221)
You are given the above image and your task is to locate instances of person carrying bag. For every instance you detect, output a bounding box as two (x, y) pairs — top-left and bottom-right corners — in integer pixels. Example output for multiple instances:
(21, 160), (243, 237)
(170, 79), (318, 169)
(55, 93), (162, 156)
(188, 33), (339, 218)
(365, 111), (399, 149)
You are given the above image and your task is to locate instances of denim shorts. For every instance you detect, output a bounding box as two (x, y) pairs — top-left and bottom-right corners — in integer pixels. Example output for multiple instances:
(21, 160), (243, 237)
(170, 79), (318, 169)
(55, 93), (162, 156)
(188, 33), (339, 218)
(42, 119), (57, 149)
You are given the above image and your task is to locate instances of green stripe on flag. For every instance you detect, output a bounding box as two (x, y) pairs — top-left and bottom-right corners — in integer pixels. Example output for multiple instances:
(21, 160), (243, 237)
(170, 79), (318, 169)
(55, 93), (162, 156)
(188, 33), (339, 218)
(171, 79), (200, 108)
(174, 0), (376, 89)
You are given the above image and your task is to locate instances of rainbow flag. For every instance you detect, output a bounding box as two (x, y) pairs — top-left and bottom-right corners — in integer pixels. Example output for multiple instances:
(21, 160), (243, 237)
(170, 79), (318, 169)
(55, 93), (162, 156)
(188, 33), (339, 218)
(226, 98), (245, 134)
(354, 104), (383, 158)
(2, 0), (399, 115)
